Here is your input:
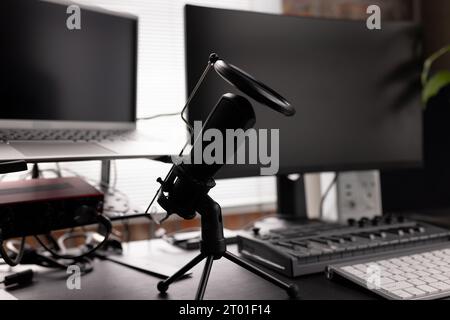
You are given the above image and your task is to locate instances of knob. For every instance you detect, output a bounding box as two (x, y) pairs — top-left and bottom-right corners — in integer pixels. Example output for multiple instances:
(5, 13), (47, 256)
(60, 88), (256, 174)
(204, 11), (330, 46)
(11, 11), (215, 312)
(414, 226), (426, 233)
(358, 217), (370, 227)
(384, 214), (393, 224)
(371, 216), (383, 226)
(252, 227), (260, 236)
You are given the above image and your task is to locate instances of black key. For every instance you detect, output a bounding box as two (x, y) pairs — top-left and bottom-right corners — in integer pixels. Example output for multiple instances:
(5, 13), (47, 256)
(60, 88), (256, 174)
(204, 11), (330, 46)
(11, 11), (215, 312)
(359, 232), (376, 240)
(276, 241), (294, 249)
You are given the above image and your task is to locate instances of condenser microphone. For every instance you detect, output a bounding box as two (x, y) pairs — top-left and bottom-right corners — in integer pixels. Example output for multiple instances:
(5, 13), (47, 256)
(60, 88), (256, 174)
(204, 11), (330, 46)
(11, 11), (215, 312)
(157, 93), (255, 219)
(183, 93), (255, 180)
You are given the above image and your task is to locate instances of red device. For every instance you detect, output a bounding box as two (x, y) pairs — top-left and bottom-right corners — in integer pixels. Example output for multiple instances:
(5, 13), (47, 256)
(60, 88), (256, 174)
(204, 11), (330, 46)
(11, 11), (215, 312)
(0, 177), (104, 239)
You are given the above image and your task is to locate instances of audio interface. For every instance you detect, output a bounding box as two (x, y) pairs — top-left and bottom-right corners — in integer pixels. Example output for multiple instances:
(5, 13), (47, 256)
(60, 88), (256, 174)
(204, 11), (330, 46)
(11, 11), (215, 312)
(0, 177), (104, 239)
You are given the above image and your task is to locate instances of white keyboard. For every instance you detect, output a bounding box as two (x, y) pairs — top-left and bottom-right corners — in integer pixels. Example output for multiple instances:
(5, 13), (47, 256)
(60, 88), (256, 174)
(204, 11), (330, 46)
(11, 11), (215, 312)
(326, 243), (450, 300)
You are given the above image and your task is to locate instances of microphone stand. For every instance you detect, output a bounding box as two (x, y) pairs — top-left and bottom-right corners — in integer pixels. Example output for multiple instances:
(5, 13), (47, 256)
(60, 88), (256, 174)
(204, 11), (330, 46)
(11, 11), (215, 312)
(148, 53), (298, 300)
(156, 165), (299, 300)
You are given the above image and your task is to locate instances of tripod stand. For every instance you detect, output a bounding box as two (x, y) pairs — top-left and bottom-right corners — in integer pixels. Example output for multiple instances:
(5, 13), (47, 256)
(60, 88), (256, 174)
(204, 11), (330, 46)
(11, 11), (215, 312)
(157, 193), (299, 300)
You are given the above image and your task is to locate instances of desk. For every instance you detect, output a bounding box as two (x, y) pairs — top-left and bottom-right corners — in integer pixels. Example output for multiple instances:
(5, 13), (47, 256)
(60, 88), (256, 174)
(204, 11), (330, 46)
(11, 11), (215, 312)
(4, 240), (376, 300)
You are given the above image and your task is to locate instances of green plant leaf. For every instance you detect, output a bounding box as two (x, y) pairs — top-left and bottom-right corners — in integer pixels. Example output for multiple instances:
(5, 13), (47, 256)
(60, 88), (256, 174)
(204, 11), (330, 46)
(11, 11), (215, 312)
(422, 70), (450, 105)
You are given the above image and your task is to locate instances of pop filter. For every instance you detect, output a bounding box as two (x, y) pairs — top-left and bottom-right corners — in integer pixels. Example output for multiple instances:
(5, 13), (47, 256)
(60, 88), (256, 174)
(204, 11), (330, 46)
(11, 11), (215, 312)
(211, 55), (295, 116)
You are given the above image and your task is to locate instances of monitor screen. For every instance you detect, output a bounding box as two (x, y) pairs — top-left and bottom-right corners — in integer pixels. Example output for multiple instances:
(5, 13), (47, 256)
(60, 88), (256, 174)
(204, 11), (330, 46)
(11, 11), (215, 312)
(0, 0), (137, 123)
(185, 5), (423, 178)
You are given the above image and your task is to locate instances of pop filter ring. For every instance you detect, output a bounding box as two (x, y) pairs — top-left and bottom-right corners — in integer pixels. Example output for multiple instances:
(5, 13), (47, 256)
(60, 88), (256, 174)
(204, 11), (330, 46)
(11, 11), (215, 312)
(213, 58), (295, 116)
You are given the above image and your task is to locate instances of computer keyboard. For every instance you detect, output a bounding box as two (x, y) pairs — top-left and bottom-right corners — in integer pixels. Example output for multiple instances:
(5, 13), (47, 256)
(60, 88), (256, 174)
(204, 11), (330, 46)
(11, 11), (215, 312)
(326, 243), (450, 300)
(0, 129), (138, 142)
(237, 216), (450, 277)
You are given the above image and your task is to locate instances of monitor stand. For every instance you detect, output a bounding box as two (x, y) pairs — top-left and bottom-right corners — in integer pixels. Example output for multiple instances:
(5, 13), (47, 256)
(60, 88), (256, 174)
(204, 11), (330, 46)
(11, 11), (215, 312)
(276, 174), (309, 221)
(251, 174), (313, 231)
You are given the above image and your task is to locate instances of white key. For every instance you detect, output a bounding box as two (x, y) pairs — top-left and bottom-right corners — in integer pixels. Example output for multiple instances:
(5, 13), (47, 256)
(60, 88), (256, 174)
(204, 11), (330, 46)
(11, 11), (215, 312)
(391, 290), (413, 299)
(417, 284), (440, 294)
(433, 260), (448, 266)
(423, 262), (438, 268)
(433, 252), (448, 258)
(383, 281), (413, 291)
(353, 264), (368, 272)
(387, 268), (403, 275)
(409, 278), (426, 286)
(419, 276), (439, 284)
(401, 257), (416, 264)
(401, 267), (416, 273)
(431, 274), (449, 282)
(429, 282), (450, 291)
(430, 256), (443, 262)
(403, 273), (419, 279)
(427, 268), (442, 275)
(411, 254), (427, 261)
(404, 287), (426, 297)
(432, 250), (446, 256)
(411, 264), (427, 271)
(390, 259), (409, 267)
(414, 270), (431, 277)
(379, 261), (396, 268)
(380, 277), (395, 285)
(437, 266), (450, 273)
(391, 275), (407, 282)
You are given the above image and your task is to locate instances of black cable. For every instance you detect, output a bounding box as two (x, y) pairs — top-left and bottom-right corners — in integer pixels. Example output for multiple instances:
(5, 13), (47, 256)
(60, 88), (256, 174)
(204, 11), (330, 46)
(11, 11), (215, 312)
(0, 236), (26, 266)
(6, 239), (93, 273)
(34, 215), (112, 261)
(319, 173), (338, 220)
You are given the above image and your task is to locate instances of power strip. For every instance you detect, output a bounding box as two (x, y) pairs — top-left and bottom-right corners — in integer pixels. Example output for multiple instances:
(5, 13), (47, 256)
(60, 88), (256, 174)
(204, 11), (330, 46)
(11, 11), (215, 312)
(336, 170), (382, 223)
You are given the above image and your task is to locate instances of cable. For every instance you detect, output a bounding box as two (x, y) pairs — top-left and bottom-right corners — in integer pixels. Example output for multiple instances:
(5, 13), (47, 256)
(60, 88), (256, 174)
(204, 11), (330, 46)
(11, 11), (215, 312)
(6, 238), (93, 273)
(112, 160), (118, 189)
(319, 173), (338, 220)
(143, 59), (215, 219)
(137, 112), (180, 121)
(34, 215), (112, 261)
(0, 236), (26, 266)
(0, 269), (34, 287)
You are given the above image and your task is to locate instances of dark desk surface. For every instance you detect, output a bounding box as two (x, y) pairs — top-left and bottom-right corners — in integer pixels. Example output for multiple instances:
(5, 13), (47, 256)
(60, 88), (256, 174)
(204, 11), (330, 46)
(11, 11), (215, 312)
(4, 240), (376, 300)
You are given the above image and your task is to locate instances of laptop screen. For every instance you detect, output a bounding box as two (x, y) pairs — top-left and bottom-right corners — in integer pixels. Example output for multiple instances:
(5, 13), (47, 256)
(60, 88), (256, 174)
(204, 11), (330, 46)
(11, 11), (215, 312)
(0, 0), (137, 123)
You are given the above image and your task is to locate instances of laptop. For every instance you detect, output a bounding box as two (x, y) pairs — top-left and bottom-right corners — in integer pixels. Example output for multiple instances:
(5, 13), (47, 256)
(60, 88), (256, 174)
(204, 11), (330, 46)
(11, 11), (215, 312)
(0, 0), (181, 162)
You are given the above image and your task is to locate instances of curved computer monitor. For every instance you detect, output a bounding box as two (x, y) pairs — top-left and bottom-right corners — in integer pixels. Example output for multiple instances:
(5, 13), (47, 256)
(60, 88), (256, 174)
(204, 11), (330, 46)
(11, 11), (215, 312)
(185, 5), (423, 179)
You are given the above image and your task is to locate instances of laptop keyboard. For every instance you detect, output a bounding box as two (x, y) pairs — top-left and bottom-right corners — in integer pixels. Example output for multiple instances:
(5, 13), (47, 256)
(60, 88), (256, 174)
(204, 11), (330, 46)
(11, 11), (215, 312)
(0, 129), (139, 142)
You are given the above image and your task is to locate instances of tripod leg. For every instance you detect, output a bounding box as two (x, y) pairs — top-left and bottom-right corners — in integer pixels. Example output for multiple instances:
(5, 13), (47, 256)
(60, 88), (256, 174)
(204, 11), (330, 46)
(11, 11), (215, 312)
(195, 255), (214, 300)
(157, 253), (205, 294)
(223, 251), (299, 299)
